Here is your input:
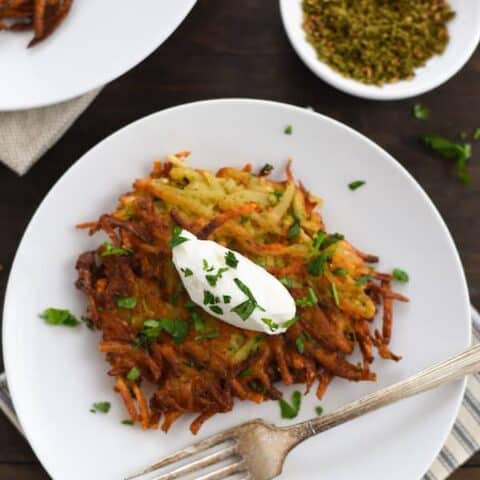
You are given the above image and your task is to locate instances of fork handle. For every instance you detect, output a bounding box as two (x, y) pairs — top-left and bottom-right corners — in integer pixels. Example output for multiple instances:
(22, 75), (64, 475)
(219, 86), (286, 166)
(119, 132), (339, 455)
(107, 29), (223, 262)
(290, 343), (480, 440)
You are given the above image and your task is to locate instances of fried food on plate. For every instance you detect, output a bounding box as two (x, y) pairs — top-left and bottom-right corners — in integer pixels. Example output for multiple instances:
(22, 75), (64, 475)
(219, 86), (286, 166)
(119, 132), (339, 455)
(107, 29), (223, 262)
(0, 0), (73, 47)
(76, 153), (408, 434)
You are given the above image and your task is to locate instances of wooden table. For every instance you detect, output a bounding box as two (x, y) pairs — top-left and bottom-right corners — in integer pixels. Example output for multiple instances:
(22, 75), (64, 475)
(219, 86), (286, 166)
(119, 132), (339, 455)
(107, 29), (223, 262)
(0, 1), (479, 478)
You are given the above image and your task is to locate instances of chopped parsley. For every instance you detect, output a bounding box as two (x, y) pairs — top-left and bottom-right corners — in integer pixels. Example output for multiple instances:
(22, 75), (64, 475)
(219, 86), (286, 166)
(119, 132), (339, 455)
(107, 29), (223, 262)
(393, 268), (409, 283)
(312, 231), (344, 251)
(284, 125), (293, 135)
(259, 163), (274, 176)
(181, 267), (193, 277)
(312, 230), (326, 251)
(195, 330), (220, 341)
(287, 212), (301, 239)
(282, 315), (298, 329)
(223, 295), (231, 304)
(273, 191), (283, 198)
(169, 225), (189, 248)
(413, 103), (430, 120)
(101, 242), (132, 257)
(191, 311), (205, 332)
(279, 391), (302, 419)
(296, 335), (305, 354)
(202, 259), (215, 272)
(239, 367), (253, 377)
(91, 402), (111, 414)
(250, 381), (266, 394)
(126, 367), (140, 381)
(331, 283), (340, 307)
(333, 268), (348, 276)
(210, 305), (224, 315)
(315, 406), (324, 416)
(356, 274), (372, 286)
(231, 278), (265, 321)
(295, 287), (318, 308)
(231, 300), (255, 321)
(225, 251), (239, 268)
(203, 290), (216, 305)
(348, 180), (366, 191)
(322, 233), (344, 249)
(116, 296), (137, 309)
(40, 308), (80, 327)
(262, 318), (279, 332)
(81, 316), (95, 330)
(121, 419), (134, 425)
(206, 267), (229, 287)
(307, 251), (332, 276)
(184, 300), (197, 310)
(423, 134), (472, 185)
(474, 128), (480, 140)
(136, 318), (189, 345)
(280, 277), (293, 288)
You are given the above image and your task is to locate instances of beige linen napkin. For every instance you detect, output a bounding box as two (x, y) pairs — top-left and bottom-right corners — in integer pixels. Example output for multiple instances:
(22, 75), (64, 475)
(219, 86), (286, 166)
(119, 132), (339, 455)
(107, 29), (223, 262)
(0, 88), (101, 175)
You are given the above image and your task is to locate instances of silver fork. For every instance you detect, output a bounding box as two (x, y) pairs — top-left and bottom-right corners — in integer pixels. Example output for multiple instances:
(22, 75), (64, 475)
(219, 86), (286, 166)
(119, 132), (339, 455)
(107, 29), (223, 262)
(126, 343), (480, 480)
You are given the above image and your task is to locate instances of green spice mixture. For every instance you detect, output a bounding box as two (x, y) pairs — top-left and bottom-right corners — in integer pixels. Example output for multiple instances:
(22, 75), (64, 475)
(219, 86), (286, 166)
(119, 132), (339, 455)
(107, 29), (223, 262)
(302, 0), (455, 85)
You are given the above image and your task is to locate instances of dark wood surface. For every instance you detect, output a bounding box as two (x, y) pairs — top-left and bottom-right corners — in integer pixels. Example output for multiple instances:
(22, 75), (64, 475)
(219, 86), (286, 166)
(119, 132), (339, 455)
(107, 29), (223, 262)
(0, 1), (479, 478)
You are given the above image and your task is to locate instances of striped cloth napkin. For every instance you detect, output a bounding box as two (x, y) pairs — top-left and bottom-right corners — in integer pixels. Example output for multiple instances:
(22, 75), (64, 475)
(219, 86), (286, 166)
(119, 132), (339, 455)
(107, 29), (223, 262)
(1, 308), (479, 479)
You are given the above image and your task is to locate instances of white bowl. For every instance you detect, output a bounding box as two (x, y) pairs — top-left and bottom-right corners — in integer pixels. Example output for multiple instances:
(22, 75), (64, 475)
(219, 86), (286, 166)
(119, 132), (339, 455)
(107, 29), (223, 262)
(279, 0), (480, 100)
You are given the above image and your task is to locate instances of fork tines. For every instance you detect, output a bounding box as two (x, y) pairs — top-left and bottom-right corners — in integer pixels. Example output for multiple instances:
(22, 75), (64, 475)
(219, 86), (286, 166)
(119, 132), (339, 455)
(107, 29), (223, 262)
(125, 430), (249, 480)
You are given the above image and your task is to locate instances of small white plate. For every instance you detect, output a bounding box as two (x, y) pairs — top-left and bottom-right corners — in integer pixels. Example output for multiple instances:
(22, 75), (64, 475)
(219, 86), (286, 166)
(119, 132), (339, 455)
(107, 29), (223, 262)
(0, 0), (196, 111)
(280, 0), (480, 100)
(3, 99), (470, 480)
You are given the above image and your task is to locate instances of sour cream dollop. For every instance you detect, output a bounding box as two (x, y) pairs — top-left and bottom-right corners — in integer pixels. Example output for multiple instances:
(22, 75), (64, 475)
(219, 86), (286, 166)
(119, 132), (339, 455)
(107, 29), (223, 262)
(172, 229), (296, 334)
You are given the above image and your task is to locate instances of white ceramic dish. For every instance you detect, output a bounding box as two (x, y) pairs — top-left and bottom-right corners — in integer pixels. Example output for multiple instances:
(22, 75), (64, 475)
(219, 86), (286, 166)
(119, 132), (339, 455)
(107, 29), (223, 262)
(279, 0), (480, 100)
(3, 99), (470, 480)
(0, 0), (196, 111)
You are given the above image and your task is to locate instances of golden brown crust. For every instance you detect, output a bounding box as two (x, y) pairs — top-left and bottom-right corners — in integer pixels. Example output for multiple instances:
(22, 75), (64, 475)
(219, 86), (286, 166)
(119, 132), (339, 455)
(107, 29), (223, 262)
(76, 156), (407, 433)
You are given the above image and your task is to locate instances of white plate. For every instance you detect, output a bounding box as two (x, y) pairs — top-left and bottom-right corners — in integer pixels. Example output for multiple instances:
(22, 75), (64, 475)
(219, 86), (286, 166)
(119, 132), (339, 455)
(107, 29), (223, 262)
(279, 0), (480, 100)
(0, 0), (196, 111)
(3, 99), (470, 480)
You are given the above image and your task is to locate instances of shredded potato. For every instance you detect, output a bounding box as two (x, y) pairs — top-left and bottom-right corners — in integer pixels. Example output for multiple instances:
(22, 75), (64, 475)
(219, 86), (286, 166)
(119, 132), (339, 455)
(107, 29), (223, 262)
(76, 154), (408, 434)
(0, 0), (72, 47)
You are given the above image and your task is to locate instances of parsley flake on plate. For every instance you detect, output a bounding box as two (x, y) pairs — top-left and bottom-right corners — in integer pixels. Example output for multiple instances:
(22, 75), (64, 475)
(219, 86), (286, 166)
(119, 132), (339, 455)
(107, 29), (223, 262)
(287, 212), (301, 239)
(91, 401), (111, 414)
(296, 335), (305, 354)
(348, 180), (366, 191)
(100, 242), (132, 257)
(262, 318), (279, 332)
(116, 296), (137, 309)
(356, 274), (372, 286)
(126, 367), (140, 381)
(195, 330), (220, 341)
(295, 287), (318, 308)
(393, 268), (409, 283)
(181, 267), (193, 277)
(279, 391), (302, 419)
(225, 251), (239, 268)
(307, 251), (332, 276)
(40, 308), (80, 327)
(169, 225), (189, 248)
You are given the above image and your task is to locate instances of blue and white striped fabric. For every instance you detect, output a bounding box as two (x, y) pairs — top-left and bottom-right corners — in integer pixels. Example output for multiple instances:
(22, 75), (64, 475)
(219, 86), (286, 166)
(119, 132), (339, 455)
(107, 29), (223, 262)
(423, 307), (480, 479)
(1, 308), (479, 479)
